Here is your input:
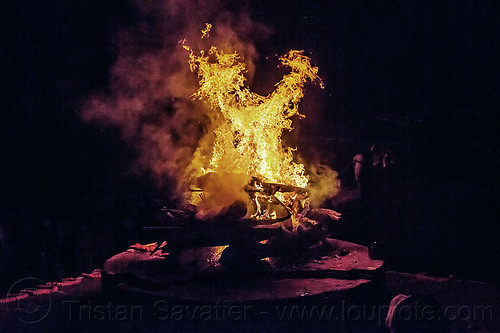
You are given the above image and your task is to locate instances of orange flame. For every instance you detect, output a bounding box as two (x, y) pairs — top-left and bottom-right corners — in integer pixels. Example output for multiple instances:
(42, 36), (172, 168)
(181, 27), (331, 216)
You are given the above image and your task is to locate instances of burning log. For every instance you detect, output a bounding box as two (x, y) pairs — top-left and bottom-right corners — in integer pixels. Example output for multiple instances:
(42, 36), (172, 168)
(141, 184), (343, 269)
(306, 208), (342, 223)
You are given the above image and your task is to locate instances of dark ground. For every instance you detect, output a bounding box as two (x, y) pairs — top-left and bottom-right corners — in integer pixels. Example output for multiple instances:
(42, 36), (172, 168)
(1, 271), (498, 332)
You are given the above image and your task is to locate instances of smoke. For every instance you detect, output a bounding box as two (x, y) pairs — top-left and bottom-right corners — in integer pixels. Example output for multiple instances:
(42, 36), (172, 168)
(192, 172), (251, 219)
(306, 163), (340, 208)
(81, 0), (270, 201)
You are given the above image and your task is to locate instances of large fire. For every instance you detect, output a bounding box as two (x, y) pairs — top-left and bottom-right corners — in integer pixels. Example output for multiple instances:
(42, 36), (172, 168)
(182, 24), (329, 223)
(82, 18), (338, 225)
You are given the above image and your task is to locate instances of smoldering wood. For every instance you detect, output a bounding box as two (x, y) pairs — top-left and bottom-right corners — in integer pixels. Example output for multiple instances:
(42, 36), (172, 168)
(142, 202), (343, 253)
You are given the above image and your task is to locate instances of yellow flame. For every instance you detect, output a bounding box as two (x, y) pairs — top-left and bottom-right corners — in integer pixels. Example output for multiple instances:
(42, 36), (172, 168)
(201, 23), (212, 39)
(186, 48), (320, 183)
(181, 26), (325, 216)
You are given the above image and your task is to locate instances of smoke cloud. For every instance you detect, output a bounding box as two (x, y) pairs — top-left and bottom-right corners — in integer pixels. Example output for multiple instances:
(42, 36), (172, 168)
(81, 0), (270, 201)
(306, 163), (340, 208)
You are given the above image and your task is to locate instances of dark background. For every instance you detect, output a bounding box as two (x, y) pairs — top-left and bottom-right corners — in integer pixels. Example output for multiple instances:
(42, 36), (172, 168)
(1, 0), (498, 293)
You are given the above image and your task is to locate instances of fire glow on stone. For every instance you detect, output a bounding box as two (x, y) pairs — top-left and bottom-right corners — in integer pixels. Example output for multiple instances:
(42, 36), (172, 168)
(183, 24), (323, 216)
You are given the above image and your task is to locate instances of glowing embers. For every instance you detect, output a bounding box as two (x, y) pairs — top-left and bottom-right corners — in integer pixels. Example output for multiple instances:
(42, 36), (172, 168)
(244, 177), (291, 222)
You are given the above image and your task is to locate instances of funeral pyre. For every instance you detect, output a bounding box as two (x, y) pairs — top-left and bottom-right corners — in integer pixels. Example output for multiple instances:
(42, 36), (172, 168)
(132, 24), (342, 269)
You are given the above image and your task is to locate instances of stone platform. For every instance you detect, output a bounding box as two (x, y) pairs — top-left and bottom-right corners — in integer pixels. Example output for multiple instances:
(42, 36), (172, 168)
(101, 238), (384, 302)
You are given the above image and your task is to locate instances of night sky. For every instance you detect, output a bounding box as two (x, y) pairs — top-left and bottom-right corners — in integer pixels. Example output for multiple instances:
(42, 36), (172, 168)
(1, 0), (498, 289)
